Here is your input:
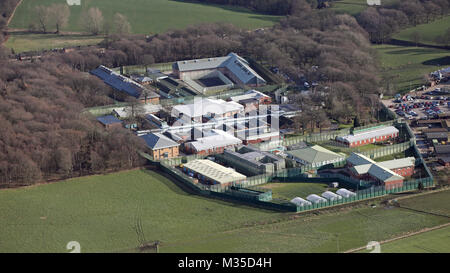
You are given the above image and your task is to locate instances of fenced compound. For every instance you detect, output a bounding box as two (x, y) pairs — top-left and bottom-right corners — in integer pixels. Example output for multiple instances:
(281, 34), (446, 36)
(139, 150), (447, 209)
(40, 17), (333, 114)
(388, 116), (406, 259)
(140, 120), (434, 213)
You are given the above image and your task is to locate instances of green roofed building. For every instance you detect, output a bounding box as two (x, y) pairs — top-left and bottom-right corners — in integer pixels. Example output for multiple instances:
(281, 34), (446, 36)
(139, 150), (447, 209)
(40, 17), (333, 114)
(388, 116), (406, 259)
(286, 145), (345, 168)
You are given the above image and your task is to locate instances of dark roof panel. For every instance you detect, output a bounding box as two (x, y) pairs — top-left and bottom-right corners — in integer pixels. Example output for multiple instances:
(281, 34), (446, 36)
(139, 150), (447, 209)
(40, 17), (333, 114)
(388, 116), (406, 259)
(96, 115), (123, 125)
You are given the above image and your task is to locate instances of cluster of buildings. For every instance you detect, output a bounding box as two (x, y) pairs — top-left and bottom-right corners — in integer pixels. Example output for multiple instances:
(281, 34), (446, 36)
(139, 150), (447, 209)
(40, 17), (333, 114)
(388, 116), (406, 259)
(346, 153), (415, 189)
(90, 54), (423, 194)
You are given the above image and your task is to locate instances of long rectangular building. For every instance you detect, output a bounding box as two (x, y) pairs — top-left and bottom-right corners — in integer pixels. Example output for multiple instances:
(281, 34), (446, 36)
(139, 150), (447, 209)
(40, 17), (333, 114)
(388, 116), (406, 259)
(336, 126), (399, 147)
(182, 159), (246, 187)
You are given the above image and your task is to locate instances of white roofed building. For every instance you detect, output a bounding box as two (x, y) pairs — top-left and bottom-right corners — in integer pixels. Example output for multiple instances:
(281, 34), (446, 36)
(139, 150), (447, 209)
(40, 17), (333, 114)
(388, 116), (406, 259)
(336, 126), (399, 147)
(182, 159), (246, 187)
(184, 129), (243, 155)
(172, 98), (243, 122)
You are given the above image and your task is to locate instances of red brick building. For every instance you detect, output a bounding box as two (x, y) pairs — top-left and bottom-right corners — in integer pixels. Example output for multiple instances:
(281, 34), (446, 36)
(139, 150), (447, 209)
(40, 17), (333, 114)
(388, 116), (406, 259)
(336, 126), (399, 147)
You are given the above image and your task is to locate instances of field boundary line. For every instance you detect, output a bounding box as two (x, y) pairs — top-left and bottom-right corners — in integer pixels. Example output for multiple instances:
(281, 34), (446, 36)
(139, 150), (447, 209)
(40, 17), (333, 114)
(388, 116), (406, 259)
(6, 0), (23, 26)
(391, 187), (450, 202)
(344, 222), (450, 253)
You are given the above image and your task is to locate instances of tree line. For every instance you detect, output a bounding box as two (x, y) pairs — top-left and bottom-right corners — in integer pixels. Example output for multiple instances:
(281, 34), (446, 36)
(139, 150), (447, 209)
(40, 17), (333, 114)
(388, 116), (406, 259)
(357, 0), (450, 43)
(178, 0), (319, 15)
(31, 5), (132, 36)
(0, 57), (146, 187)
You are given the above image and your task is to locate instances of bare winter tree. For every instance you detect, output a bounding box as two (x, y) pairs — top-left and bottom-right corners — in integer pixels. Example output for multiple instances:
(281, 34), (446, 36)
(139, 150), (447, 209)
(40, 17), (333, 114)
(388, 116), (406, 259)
(81, 7), (104, 35)
(113, 13), (132, 35)
(49, 4), (70, 34)
(35, 5), (51, 33)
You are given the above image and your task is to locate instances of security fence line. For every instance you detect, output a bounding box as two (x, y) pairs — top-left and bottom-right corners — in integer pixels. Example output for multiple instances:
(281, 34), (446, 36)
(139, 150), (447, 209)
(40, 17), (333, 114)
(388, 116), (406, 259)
(140, 120), (434, 213)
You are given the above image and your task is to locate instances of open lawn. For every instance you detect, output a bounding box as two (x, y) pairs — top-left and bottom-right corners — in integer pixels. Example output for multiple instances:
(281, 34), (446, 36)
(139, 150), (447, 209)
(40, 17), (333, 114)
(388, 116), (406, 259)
(374, 44), (450, 94)
(0, 169), (448, 253)
(373, 151), (407, 162)
(330, 0), (399, 16)
(393, 15), (450, 47)
(5, 32), (104, 53)
(398, 190), (450, 217)
(358, 226), (450, 253)
(259, 182), (334, 200)
(9, 0), (280, 34)
(313, 141), (381, 155)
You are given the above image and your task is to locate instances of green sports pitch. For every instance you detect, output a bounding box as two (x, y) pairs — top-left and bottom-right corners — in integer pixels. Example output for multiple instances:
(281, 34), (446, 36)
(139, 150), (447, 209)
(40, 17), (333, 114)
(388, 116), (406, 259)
(9, 0), (280, 34)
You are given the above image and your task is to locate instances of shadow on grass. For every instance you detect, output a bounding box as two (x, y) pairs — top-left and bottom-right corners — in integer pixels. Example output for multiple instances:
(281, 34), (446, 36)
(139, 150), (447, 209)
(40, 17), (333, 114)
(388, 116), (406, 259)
(171, 0), (281, 21)
(422, 56), (450, 66)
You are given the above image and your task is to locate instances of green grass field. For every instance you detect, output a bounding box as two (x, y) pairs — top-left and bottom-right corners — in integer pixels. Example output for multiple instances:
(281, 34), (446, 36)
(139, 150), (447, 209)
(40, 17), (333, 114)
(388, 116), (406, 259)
(9, 0), (280, 34)
(259, 182), (334, 200)
(398, 190), (450, 217)
(358, 226), (450, 253)
(0, 169), (448, 253)
(393, 15), (450, 46)
(331, 0), (400, 16)
(5, 32), (104, 53)
(374, 44), (450, 93)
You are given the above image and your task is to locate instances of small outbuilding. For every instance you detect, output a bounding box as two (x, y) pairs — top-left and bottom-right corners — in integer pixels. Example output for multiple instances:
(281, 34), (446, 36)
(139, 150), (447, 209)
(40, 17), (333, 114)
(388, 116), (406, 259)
(321, 191), (342, 201)
(336, 188), (357, 198)
(290, 197), (312, 207)
(96, 115), (123, 129)
(306, 194), (327, 204)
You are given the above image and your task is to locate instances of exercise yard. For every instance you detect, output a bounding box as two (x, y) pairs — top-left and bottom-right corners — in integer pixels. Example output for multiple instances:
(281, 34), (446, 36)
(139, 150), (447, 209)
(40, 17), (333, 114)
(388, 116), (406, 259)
(259, 182), (336, 200)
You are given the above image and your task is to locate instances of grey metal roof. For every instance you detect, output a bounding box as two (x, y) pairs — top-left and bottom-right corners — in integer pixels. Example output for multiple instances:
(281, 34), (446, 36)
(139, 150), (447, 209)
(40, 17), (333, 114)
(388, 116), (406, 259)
(96, 115), (123, 125)
(287, 145), (344, 164)
(90, 65), (160, 99)
(174, 53), (266, 85)
(140, 133), (179, 150)
(378, 157), (415, 170)
(425, 132), (448, 139)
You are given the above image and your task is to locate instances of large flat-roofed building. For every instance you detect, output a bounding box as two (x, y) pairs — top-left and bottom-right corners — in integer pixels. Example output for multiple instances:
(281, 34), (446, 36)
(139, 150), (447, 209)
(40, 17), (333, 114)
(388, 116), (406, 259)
(173, 53), (266, 87)
(140, 133), (180, 160)
(172, 98), (243, 122)
(336, 126), (399, 147)
(346, 153), (409, 189)
(182, 159), (246, 187)
(222, 146), (285, 175)
(184, 129), (242, 155)
(286, 145), (345, 168)
(90, 65), (160, 104)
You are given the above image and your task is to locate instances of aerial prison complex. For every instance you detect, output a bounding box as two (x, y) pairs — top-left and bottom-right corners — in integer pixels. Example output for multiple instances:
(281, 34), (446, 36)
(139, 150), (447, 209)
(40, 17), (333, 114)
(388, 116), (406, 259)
(88, 52), (429, 212)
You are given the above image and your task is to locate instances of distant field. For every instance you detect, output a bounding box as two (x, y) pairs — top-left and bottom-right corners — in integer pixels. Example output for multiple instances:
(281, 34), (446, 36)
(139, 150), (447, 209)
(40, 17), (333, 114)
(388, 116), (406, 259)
(0, 169), (448, 252)
(358, 226), (450, 253)
(9, 0), (280, 34)
(5, 32), (104, 53)
(393, 16), (450, 46)
(331, 0), (400, 16)
(374, 44), (450, 93)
